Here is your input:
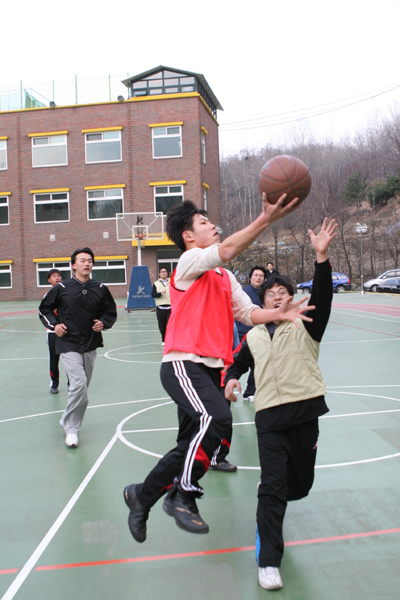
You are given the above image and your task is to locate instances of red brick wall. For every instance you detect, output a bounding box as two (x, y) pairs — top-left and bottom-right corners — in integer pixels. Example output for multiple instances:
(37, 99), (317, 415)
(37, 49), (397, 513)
(0, 95), (221, 301)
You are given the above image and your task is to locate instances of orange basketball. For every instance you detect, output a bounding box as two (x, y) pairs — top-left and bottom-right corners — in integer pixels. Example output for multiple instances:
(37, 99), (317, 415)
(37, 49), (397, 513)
(258, 155), (312, 206)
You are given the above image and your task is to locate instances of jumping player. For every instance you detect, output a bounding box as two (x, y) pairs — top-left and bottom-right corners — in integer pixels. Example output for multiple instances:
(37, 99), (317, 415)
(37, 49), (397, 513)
(224, 218), (338, 590)
(123, 193), (314, 542)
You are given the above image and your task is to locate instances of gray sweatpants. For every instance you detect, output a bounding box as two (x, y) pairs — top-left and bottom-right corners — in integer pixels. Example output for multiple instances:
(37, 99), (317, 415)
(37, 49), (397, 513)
(60, 350), (97, 434)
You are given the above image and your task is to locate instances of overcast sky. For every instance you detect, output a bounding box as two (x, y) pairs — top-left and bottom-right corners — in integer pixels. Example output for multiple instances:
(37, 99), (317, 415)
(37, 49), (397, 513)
(3, 0), (400, 156)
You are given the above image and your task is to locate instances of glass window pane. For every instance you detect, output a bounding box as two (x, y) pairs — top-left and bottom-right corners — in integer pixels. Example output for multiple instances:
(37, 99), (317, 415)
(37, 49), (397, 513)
(181, 86), (195, 92)
(169, 186), (182, 193)
(153, 136), (181, 158)
(38, 262), (53, 269)
(86, 133), (102, 141)
(133, 81), (147, 89)
(0, 272), (11, 287)
(165, 87), (178, 93)
(49, 135), (66, 144)
(103, 131), (120, 140)
(105, 188), (122, 197)
(32, 137), (48, 145)
(165, 78), (179, 85)
(156, 195), (182, 215)
(94, 261), (107, 266)
(35, 202), (69, 222)
(0, 148), (7, 170)
(163, 70), (182, 78)
(0, 141), (5, 149)
(93, 267), (125, 284)
(38, 271), (50, 286)
(36, 194), (51, 201)
(153, 128), (166, 136)
(88, 198), (123, 219)
(149, 89), (162, 95)
(149, 79), (162, 88)
(33, 145), (67, 166)
(180, 77), (195, 84)
(52, 193), (68, 200)
(155, 187), (168, 194)
(0, 197), (8, 204)
(167, 127), (180, 135)
(0, 205), (9, 224)
(86, 141), (121, 163)
(88, 190), (104, 198)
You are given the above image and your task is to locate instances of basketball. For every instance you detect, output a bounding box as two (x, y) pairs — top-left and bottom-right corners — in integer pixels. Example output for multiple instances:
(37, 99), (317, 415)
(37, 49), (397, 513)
(258, 155), (312, 206)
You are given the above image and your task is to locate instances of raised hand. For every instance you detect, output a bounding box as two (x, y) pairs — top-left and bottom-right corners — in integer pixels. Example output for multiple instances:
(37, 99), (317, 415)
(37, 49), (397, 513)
(308, 218), (338, 262)
(276, 295), (315, 329)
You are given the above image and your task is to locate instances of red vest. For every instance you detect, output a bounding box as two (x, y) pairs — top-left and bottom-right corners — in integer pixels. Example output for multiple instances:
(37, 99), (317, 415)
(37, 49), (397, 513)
(164, 268), (234, 366)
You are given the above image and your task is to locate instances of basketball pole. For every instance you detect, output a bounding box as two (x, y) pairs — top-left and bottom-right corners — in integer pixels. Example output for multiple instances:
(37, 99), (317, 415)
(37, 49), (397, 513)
(137, 238), (142, 266)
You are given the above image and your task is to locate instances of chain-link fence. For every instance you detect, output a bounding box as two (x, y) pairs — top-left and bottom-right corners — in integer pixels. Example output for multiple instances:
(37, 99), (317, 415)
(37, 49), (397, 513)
(0, 74), (130, 110)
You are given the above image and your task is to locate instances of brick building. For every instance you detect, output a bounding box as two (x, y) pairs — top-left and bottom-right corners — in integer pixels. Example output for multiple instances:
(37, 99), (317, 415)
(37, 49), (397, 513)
(0, 66), (223, 301)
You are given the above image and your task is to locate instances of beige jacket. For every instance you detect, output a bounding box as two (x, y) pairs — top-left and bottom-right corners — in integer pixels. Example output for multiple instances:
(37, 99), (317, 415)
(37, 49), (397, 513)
(154, 279), (171, 306)
(246, 320), (327, 413)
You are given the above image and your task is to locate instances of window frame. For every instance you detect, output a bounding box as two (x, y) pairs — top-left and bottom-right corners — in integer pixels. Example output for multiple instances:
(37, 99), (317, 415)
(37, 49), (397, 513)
(86, 187), (124, 221)
(84, 130), (122, 165)
(33, 191), (70, 224)
(36, 261), (72, 287)
(91, 259), (127, 285)
(0, 139), (8, 170)
(0, 195), (10, 226)
(152, 126), (182, 159)
(0, 263), (12, 288)
(154, 184), (184, 215)
(201, 132), (206, 164)
(31, 134), (68, 168)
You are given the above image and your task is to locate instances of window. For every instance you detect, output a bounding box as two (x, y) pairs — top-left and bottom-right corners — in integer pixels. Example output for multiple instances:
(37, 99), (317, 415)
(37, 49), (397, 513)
(34, 191), (69, 223)
(152, 126), (182, 158)
(31, 135), (68, 167)
(37, 261), (71, 287)
(87, 188), (124, 220)
(92, 260), (126, 285)
(0, 264), (12, 288)
(157, 248), (182, 275)
(201, 132), (206, 164)
(203, 187), (207, 211)
(0, 140), (7, 170)
(85, 131), (122, 163)
(0, 196), (9, 225)
(154, 185), (183, 214)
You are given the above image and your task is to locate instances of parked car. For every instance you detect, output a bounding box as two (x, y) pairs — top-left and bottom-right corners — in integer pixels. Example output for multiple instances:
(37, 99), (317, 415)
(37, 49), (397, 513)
(364, 269), (400, 292)
(376, 278), (400, 294)
(296, 272), (351, 294)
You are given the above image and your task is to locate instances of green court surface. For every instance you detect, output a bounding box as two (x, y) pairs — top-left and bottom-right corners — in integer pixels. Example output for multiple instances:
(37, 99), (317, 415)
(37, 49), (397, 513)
(0, 292), (399, 600)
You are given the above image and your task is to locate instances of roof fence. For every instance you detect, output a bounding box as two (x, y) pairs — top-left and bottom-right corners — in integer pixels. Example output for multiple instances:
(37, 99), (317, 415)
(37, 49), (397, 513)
(0, 74), (130, 111)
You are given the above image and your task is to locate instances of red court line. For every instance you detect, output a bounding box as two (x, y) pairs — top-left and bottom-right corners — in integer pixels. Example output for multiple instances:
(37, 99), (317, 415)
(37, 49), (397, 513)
(0, 569), (18, 575)
(333, 303), (400, 317)
(32, 527), (400, 572)
(330, 322), (400, 338)
(0, 323), (8, 329)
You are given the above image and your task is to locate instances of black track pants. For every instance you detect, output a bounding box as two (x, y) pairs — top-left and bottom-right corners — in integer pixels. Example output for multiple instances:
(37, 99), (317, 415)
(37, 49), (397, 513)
(256, 418), (319, 568)
(136, 360), (232, 508)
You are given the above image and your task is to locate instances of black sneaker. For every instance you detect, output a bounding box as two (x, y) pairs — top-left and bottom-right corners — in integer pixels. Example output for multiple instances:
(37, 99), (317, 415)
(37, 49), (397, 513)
(123, 484), (150, 543)
(209, 460), (238, 473)
(50, 386), (59, 394)
(163, 486), (209, 534)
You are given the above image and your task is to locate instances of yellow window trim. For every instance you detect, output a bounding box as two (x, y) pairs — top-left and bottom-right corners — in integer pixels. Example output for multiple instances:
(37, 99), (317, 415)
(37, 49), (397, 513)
(202, 183), (209, 189)
(0, 260), (13, 264)
(28, 131), (68, 137)
(132, 233), (174, 247)
(201, 126), (208, 135)
(82, 126), (123, 133)
(0, 192), (12, 196)
(33, 255), (127, 263)
(0, 136), (8, 140)
(30, 188), (69, 194)
(148, 122), (183, 128)
(84, 184), (125, 190)
(126, 92), (218, 124)
(33, 257), (71, 263)
(94, 256), (128, 260)
(149, 180), (186, 187)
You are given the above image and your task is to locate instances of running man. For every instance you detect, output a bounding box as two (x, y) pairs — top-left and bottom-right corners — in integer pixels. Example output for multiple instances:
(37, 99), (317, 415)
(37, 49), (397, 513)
(39, 248), (117, 448)
(123, 193), (313, 542)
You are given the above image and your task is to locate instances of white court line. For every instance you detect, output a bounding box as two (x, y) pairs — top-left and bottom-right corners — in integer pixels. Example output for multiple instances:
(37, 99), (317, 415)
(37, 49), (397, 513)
(1, 432), (119, 600)
(327, 384), (400, 388)
(0, 397), (170, 424)
(331, 309), (400, 323)
(322, 337), (400, 345)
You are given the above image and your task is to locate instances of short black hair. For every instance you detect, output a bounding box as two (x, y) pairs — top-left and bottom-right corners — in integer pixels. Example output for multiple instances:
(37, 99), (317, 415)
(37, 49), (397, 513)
(166, 201), (207, 252)
(249, 265), (267, 281)
(267, 261), (274, 267)
(71, 247), (95, 265)
(47, 268), (62, 279)
(258, 275), (294, 304)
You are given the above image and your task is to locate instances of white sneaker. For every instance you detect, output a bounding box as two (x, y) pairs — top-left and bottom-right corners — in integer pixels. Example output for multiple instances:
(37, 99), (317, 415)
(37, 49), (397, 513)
(258, 567), (283, 590)
(244, 395), (254, 402)
(65, 433), (78, 448)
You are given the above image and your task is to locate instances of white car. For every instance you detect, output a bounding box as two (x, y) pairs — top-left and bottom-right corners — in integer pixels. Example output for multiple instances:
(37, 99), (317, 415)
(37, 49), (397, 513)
(364, 269), (400, 292)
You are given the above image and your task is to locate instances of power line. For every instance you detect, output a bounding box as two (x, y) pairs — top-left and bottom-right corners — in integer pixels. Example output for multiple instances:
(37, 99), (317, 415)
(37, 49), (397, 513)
(219, 81), (400, 132)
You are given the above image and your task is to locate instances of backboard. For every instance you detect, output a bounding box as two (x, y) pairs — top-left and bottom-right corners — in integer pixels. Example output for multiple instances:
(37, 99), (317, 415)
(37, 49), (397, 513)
(116, 212), (165, 242)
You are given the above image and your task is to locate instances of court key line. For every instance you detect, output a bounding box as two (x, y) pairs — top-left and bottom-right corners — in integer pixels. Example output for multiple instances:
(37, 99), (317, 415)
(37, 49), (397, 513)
(2, 528), (400, 576)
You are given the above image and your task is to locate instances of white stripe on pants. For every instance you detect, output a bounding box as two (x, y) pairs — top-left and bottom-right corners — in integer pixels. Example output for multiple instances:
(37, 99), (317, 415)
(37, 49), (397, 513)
(60, 350), (96, 434)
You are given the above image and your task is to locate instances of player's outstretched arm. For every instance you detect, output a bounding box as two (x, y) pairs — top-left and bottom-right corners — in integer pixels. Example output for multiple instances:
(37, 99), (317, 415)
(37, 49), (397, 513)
(250, 296), (315, 329)
(308, 218), (338, 263)
(218, 192), (301, 262)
